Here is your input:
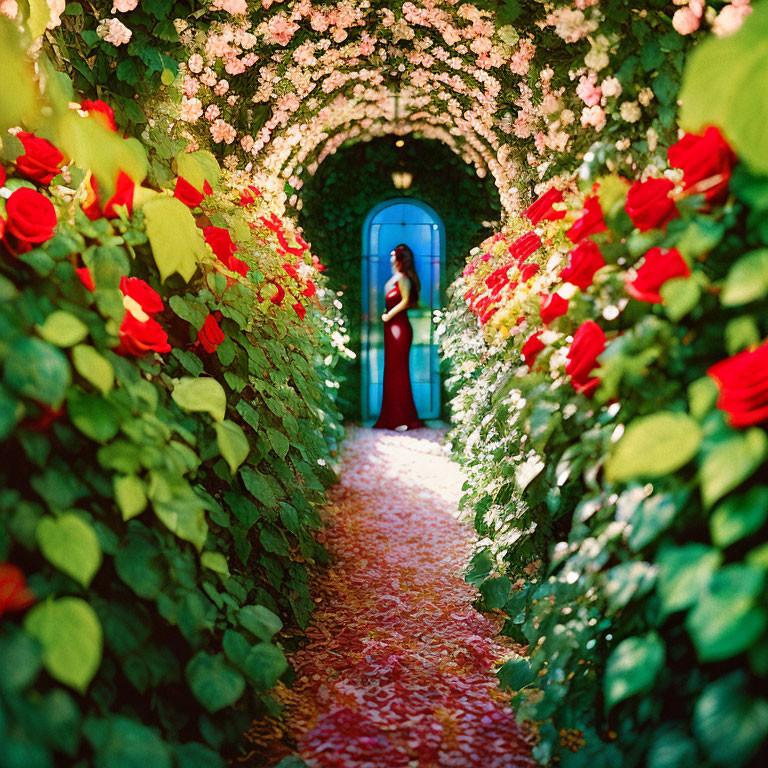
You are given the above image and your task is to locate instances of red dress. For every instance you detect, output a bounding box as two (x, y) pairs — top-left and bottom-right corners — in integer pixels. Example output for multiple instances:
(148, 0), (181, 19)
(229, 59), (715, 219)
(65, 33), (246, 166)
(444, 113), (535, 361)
(374, 283), (424, 431)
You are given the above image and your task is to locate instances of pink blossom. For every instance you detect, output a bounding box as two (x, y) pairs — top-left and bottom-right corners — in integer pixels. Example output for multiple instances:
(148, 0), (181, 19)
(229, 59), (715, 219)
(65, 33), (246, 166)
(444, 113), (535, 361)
(581, 105), (606, 131)
(111, 0), (138, 12)
(199, 67), (217, 87)
(268, 12), (299, 45)
(187, 54), (203, 73)
(0, 0), (18, 21)
(182, 76), (200, 97)
(97, 18), (132, 46)
(204, 104), (220, 121)
(179, 97), (203, 123)
(214, 79), (229, 96)
(576, 73), (602, 107)
(211, 0), (247, 15)
(210, 119), (236, 144)
(713, 0), (753, 37)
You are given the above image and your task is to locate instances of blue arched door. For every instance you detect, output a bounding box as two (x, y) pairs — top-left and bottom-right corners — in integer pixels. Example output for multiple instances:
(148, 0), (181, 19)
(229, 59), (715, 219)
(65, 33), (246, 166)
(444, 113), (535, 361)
(362, 199), (444, 423)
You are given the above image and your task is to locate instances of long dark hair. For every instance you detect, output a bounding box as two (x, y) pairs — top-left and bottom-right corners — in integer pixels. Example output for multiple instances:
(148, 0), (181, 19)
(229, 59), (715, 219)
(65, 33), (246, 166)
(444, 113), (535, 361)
(393, 243), (420, 308)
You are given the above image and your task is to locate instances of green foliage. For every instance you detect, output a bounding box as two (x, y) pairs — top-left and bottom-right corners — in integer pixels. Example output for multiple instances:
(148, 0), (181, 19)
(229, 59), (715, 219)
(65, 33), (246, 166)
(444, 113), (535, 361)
(441, 79), (768, 766)
(680, 2), (768, 175)
(0, 50), (343, 768)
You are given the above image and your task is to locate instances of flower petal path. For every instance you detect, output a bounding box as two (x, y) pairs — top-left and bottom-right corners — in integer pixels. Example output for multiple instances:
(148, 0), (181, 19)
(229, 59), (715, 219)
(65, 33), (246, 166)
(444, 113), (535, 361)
(248, 427), (534, 767)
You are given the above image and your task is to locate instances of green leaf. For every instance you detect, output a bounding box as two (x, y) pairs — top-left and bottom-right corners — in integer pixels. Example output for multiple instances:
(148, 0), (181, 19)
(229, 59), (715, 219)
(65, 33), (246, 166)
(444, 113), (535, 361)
(67, 390), (120, 443)
(604, 633), (665, 710)
(497, 656), (534, 691)
(480, 576), (511, 610)
(36, 513), (102, 587)
(267, 427), (290, 460)
(185, 652), (245, 713)
(172, 376), (226, 422)
(495, 0), (521, 27)
(3, 336), (71, 408)
(37, 311), (88, 347)
(0, 20), (38, 132)
(721, 249), (768, 306)
(149, 472), (208, 551)
(657, 544), (722, 614)
(242, 642), (288, 690)
(114, 475), (147, 521)
(687, 565), (767, 661)
(214, 420), (250, 474)
(693, 672), (768, 766)
(84, 716), (172, 768)
(688, 377), (718, 420)
(724, 315), (761, 356)
(241, 467), (278, 508)
(201, 551), (230, 577)
(143, 195), (205, 282)
(680, 3), (768, 175)
(25, 597), (102, 693)
(239, 605), (283, 641)
(57, 110), (147, 195)
(27, 0), (50, 38)
(605, 412), (701, 482)
(72, 344), (114, 394)
(660, 278), (701, 322)
(700, 428), (768, 508)
(114, 529), (165, 599)
(710, 486), (768, 548)
(175, 149), (221, 192)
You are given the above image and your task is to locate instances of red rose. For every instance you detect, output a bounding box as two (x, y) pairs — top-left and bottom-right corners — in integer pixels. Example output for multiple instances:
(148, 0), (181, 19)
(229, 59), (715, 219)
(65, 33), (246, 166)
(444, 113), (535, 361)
(120, 276), (163, 315)
(22, 403), (65, 432)
(0, 563), (35, 617)
(539, 293), (569, 325)
(80, 100), (117, 131)
(198, 313), (225, 353)
(521, 333), (545, 367)
(14, 131), (63, 185)
(485, 262), (513, 297)
(566, 321), (606, 398)
(708, 341), (768, 428)
(77, 267), (95, 292)
(0, 166), (6, 186)
(312, 253), (326, 272)
(625, 177), (679, 232)
(625, 247), (690, 303)
(302, 279), (317, 298)
(83, 171), (134, 221)
(561, 239), (606, 290)
(116, 312), (171, 356)
(174, 176), (205, 208)
(292, 302), (307, 320)
(238, 185), (262, 206)
(4, 187), (57, 249)
(524, 187), (566, 225)
(519, 262), (540, 281)
(509, 231), (542, 262)
(667, 127), (737, 203)
(283, 263), (299, 279)
(567, 195), (607, 243)
(204, 225), (249, 277)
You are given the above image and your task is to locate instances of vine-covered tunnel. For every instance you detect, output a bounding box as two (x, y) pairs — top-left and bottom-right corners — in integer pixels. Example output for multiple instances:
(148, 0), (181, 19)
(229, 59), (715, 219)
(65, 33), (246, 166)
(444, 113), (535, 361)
(1, 2), (767, 767)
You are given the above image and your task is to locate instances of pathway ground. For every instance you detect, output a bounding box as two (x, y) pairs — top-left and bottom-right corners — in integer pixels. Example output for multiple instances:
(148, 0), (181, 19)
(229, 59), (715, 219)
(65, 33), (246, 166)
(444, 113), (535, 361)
(246, 427), (533, 768)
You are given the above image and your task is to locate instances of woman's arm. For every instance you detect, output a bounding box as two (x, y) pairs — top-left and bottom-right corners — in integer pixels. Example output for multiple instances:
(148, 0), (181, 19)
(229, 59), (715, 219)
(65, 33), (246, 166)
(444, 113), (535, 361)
(381, 277), (411, 322)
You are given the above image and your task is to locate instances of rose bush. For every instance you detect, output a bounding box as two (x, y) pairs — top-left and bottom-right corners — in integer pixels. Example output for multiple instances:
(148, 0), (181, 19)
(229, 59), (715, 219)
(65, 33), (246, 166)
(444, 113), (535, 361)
(0, 24), (348, 767)
(439, 19), (768, 759)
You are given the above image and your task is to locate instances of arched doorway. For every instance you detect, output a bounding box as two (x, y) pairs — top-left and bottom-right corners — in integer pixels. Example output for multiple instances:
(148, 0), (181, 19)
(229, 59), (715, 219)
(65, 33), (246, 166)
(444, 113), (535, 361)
(361, 198), (445, 424)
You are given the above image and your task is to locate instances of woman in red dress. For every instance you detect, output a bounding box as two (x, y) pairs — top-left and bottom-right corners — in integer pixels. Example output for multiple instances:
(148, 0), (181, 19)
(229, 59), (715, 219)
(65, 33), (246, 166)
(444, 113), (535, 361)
(374, 244), (425, 431)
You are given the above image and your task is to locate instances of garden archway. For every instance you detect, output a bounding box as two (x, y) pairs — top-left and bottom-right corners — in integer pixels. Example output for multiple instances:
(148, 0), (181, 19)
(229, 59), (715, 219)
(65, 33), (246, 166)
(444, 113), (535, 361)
(361, 197), (445, 423)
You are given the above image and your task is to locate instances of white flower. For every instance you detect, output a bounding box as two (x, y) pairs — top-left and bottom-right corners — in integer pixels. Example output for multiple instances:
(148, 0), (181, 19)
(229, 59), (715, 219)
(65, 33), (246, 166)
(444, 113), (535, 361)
(620, 100), (642, 123)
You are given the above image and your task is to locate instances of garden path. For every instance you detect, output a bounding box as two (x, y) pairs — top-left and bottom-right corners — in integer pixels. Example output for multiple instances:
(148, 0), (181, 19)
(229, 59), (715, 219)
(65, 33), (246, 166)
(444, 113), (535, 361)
(248, 427), (534, 768)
